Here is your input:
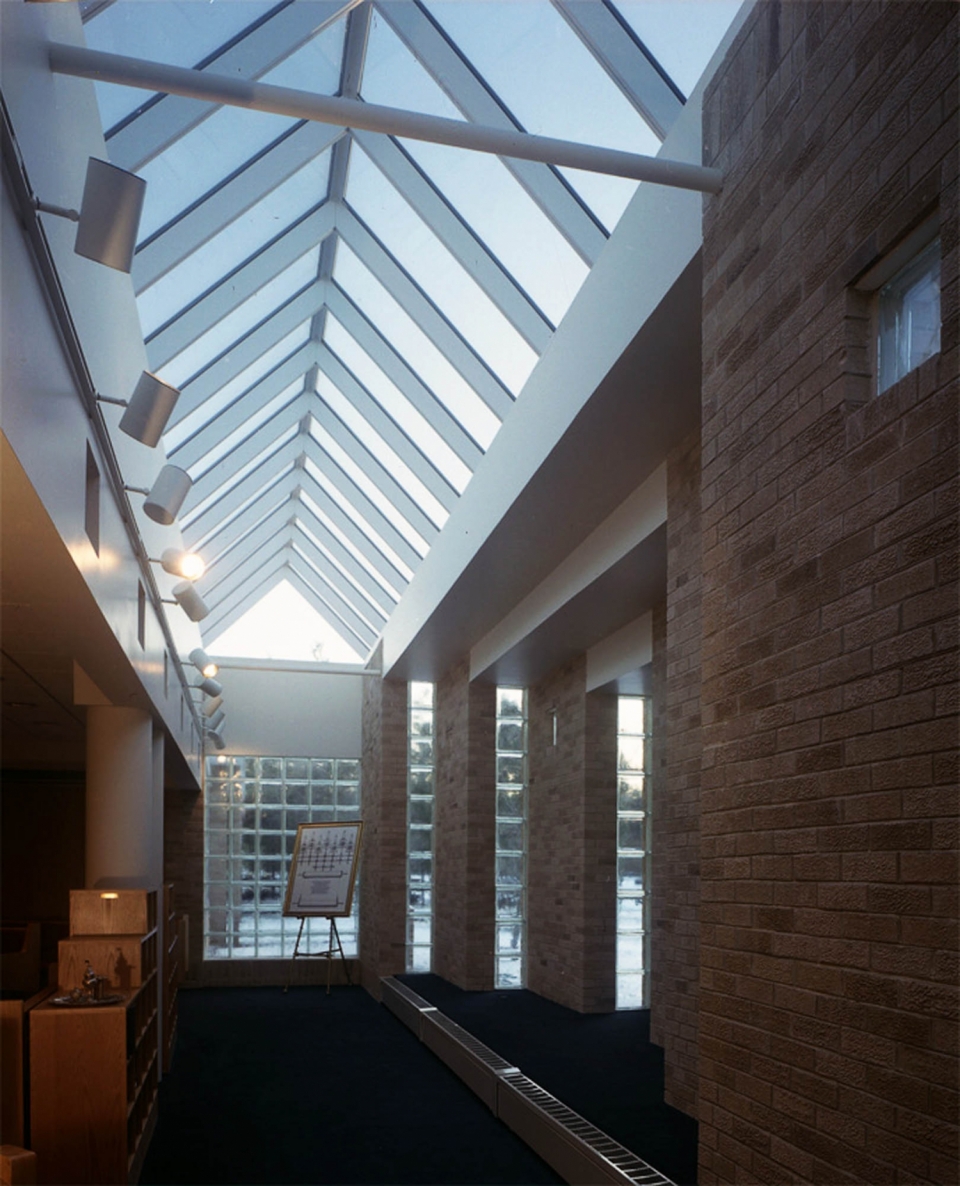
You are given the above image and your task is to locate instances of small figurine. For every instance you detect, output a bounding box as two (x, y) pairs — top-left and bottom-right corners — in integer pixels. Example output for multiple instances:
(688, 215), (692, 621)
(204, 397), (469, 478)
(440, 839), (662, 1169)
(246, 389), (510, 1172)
(82, 960), (98, 993)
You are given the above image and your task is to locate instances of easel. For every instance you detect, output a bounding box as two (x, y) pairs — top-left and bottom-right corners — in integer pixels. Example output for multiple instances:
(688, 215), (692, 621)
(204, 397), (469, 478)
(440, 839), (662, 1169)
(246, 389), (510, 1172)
(283, 915), (352, 995)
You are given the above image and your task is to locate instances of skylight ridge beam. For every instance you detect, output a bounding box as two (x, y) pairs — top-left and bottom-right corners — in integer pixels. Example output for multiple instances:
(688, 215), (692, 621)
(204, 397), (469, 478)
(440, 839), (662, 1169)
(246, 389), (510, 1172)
(311, 398), (443, 540)
(290, 534), (387, 632)
(169, 345), (318, 471)
(49, 43), (723, 192)
(316, 343), (459, 510)
(326, 283), (483, 467)
(353, 130), (553, 351)
(551, 0), (684, 138)
(339, 207), (513, 419)
(105, 1), (356, 171)
(374, 0), (607, 263)
(291, 513), (397, 618)
(132, 122), (344, 292)
(302, 436), (424, 570)
(146, 207), (336, 369)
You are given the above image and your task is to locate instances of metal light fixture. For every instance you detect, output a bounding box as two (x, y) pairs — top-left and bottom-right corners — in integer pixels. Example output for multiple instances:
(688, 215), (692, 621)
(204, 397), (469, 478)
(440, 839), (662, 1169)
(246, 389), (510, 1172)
(207, 708), (226, 733)
(125, 465), (191, 525)
(195, 675), (223, 698)
(206, 729), (226, 752)
(202, 695), (223, 717)
(171, 581), (210, 623)
(151, 548), (205, 581)
(35, 157), (146, 274)
(189, 648), (219, 679)
(96, 372), (180, 447)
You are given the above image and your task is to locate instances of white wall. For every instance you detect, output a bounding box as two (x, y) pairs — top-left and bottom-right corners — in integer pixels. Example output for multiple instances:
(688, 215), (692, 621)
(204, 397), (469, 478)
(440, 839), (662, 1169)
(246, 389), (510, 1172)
(212, 662), (363, 758)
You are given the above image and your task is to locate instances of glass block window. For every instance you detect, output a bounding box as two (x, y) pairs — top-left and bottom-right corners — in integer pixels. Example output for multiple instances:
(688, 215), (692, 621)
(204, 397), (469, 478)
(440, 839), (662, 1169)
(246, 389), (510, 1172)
(407, 682), (435, 973)
(204, 755), (361, 959)
(878, 238), (941, 394)
(617, 697), (649, 1009)
(495, 687), (527, 988)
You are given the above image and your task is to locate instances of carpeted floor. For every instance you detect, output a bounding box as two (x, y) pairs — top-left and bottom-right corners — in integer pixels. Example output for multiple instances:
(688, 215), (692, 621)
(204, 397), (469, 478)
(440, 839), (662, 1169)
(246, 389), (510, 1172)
(398, 975), (698, 1186)
(141, 985), (562, 1185)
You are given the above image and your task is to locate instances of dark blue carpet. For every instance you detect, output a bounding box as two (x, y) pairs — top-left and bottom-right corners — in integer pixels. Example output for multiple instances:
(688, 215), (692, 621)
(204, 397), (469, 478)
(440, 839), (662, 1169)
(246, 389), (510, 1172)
(141, 985), (561, 1185)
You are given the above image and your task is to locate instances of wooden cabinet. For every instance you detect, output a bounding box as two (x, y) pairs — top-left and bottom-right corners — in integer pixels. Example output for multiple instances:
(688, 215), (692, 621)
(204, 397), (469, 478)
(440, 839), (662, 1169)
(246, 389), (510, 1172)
(29, 985), (158, 1185)
(28, 889), (160, 1184)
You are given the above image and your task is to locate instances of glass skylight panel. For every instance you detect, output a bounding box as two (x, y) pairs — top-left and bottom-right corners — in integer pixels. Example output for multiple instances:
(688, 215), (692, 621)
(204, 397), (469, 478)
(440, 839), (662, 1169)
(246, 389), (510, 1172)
(189, 381), (303, 482)
(137, 105), (298, 242)
(258, 19), (344, 93)
(314, 370), (450, 532)
(332, 245), (500, 450)
(295, 521), (390, 625)
(84, 0), (277, 131)
(158, 249), (320, 390)
(302, 458), (415, 583)
(290, 543), (381, 636)
(322, 317), (470, 496)
(164, 321), (312, 452)
(360, 14), (588, 327)
(188, 461), (296, 550)
(426, 0), (660, 233)
(613, 1), (742, 99)
(307, 422), (430, 557)
(136, 152), (332, 335)
(346, 146), (538, 396)
(299, 491), (404, 604)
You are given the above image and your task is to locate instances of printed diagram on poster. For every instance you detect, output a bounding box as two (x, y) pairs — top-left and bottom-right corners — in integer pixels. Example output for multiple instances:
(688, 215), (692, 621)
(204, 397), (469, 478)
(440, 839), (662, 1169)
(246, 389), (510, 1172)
(283, 821), (363, 918)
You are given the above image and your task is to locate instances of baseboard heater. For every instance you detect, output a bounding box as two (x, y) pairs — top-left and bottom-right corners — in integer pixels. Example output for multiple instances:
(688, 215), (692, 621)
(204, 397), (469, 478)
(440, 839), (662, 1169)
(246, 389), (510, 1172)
(379, 977), (675, 1186)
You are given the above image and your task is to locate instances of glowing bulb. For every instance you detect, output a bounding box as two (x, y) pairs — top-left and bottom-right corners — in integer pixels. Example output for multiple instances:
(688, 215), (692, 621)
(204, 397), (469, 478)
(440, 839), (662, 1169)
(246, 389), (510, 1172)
(178, 552), (205, 580)
(100, 892), (119, 900)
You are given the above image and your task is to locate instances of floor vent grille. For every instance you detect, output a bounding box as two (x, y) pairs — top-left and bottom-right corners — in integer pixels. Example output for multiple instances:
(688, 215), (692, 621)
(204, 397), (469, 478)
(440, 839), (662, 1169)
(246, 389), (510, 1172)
(378, 979), (676, 1186)
(498, 1071), (674, 1186)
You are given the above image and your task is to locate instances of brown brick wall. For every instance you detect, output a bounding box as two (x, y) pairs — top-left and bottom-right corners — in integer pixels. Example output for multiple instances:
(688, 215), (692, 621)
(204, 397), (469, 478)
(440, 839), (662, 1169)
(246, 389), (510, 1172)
(164, 786), (204, 983)
(527, 656), (617, 1012)
(433, 660), (496, 990)
(699, 3), (958, 1181)
(650, 430), (704, 1117)
(359, 657), (408, 994)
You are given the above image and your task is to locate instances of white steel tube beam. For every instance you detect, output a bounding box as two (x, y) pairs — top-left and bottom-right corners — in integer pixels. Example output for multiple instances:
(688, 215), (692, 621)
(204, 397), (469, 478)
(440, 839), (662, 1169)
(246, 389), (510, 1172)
(49, 43), (723, 192)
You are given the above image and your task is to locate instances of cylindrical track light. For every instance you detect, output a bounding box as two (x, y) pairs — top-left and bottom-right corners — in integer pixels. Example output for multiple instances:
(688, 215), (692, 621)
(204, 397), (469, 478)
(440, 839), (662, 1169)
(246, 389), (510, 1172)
(207, 729), (226, 751)
(125, 465), (191, 525)
(153, 548), (204, 581)
(202, 695), (223, 718)
(35, 157), (146, 274)
(196, 675), (223, 698)
(189, 648), (219, 679)
(207, 708), (226, 732)
(119, 372), (180, 447)
(172, 580), (209, 623)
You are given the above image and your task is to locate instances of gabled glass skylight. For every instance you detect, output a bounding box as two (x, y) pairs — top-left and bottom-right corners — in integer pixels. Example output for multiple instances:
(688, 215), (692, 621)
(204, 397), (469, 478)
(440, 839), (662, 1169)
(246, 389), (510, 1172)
(80, 0), (739, 659)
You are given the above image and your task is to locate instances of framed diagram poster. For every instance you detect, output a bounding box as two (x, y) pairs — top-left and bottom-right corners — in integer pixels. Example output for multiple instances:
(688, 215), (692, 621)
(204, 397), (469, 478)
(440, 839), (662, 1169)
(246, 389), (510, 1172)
(283, 821), (363, 918)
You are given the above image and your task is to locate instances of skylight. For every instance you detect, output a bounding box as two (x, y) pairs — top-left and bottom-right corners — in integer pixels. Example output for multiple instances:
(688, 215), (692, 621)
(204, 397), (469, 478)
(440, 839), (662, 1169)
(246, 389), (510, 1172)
(78, 0), (739, 662)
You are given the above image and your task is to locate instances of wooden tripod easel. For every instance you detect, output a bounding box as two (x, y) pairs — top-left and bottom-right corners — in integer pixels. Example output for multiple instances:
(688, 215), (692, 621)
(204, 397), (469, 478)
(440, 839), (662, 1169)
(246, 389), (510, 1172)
(283, 916), (352, 994)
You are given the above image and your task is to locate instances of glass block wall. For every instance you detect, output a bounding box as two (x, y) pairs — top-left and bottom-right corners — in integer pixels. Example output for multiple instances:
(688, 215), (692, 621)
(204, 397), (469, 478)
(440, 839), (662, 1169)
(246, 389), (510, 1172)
(407, 682), (435, 973)
(616, 697), (649, 1008)
(495, 687), (527, 988)
(204, 755), (360, 959)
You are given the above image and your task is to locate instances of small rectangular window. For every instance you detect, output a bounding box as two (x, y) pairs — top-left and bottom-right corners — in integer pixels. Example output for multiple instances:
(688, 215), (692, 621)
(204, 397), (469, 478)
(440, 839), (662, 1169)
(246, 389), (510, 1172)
(84, 444), (100, 555)
(137, 582), (146, 649)
(164, 652), (169, 699)
(877, 238), (940, 393)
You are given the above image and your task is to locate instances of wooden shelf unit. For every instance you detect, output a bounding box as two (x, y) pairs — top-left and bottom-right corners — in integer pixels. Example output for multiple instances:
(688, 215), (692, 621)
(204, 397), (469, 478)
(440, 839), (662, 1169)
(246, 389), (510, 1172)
(162, 884), (180, 1073)
(29, 889), (160, 1184)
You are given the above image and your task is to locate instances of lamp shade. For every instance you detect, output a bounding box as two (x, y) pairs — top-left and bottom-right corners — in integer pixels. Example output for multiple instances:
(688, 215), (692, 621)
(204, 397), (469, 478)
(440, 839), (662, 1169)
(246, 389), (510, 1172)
(143, 466), (191, 525)
(74, 158), (146, 274)
(207, 708), (226, 732)
(190, 648), (219, 679)
(172, 581), (210, 623)
(119, 372), (179, 447)
(207, 729), (226, 751)
(202, 695), (223, 718)
(196, 675), (223, 697)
